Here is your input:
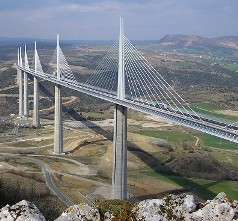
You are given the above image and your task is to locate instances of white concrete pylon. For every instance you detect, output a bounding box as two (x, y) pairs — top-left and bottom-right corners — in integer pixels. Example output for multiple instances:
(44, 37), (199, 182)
(19, 47), (23, 67)
(23, 45), (29, 116)
(112, 104), (127, 199)
(33, 41), (40, 127)
(35, 41), (37, 73)
(57, 34), (60, 81)
(17, 48), (19, 66)
(117, 16), (125, 100)
(18, 47), (23, 117)
(112, 17), (128, 200)
(54, 34), (63, 154)
(24, 45), (29, 69)
(17, 48), (20, 84)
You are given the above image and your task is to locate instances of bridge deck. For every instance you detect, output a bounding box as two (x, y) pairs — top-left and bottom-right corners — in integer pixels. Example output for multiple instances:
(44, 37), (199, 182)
(19, 66), (238, 144)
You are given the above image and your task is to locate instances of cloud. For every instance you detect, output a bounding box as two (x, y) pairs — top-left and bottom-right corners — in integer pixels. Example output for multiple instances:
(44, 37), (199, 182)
(59, 2), (121, 13)
(0, 0), (237, 40)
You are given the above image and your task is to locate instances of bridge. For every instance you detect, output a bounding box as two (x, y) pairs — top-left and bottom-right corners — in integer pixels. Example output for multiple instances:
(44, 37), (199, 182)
(16, 17), (238, 200)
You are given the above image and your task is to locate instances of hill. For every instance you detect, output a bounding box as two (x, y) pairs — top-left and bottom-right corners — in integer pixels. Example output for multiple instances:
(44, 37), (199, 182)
(214, 36), (238, 49)
(158, 34), (238, 55)
(159, 34), (213, 47)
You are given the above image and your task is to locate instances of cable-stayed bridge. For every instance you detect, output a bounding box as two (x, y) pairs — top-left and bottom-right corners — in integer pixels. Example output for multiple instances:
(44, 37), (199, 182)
(16, 18), (238, 200)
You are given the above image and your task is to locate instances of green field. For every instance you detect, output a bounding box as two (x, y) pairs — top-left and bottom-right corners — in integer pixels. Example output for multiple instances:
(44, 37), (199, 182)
(190, 103), (225, 111)
(9, 140), (38, 148)
(135, 129), (238, 150)
(176, 102), (238, 121)
(136, 130), (195, 144)
(139, 169), (238, 200)
(5, 138), (54, 148)
(222, 63), (238, 72)
(170, 61), (191, 69)
(194, 132), (238, 150)
(201, 59), (238, 72)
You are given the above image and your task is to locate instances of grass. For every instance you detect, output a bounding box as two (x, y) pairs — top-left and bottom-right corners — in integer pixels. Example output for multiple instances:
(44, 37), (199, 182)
(97, 199), (135, 220)
(135, 129), (238, 150)
(170, 61), (190, 69)
(222, 63), (238, 72)
(152, 152), (171, 162)
(191, 103), (225, 111)
(4, 138), (54, 148)
(205, 180), (238, 199)
(174, 101), (238, 123)
(194, 132), (238, 150)
(9, 140), (38, 148)
(138, 170), (181, 186)
(139, 169), (238, 200)
(211, 151), (238, 168)
(179, 102), (238, 121)
(136, 130), (195, 144)
(200, 59), (238, 72)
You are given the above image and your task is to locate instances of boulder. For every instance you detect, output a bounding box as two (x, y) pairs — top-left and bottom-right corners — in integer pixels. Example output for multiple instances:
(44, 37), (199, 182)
(187, 192), (238, 221)
(0, 200), (46, 221)
(55, 203), (100, 221)
(133, 199), (165, 221)
(133, 194), (197, 220)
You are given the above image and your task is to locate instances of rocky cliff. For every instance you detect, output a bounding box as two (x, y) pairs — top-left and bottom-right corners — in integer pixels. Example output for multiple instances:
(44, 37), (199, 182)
(0, 192), (237, 221)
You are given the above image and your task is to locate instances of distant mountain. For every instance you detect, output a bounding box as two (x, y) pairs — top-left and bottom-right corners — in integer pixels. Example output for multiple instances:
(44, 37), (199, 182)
(159, 34), (213, 46)
(158, 34), (238, 54)
(214, 36), (238, 49)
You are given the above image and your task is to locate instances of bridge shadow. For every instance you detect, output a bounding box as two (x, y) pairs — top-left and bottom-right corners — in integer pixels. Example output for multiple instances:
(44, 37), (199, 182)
(27, 75), (112, 139)
(33, 77), (113, 139)
(38, 81), (76, 117)
(66, 119), (217, 201)
(65, 107), (113, 139)
(127, 144), (217, 201)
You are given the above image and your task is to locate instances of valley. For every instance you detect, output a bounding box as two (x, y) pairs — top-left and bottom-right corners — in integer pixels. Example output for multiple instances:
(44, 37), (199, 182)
(0, 35), (238, 220)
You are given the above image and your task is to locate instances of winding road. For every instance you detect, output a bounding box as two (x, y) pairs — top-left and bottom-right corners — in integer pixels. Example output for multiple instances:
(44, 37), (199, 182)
(0, 153), (75, 207)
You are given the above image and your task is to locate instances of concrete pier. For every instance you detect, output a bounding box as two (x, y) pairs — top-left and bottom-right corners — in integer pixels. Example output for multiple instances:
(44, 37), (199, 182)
(33, 42), (40, 127)
(23, 45), (29, 117)
(54, 84), (63, 154)
(23, 72), (29, 117)
(112, 104), (127, 199)
(33, 76), (40, 127)
(18, 68), (23, 117)
(18, 48), (23, 117)
(111, 17), (128, 199)
(54, 34), (63, 154)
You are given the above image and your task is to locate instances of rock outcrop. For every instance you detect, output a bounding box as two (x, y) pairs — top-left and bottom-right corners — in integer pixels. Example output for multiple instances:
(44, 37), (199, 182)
(0, 200), (46, 221)
(0, 193), (237, 221)
(134, 193), (238, 221)
(55, 203), (100, 221)
(188, 192), (238, 221)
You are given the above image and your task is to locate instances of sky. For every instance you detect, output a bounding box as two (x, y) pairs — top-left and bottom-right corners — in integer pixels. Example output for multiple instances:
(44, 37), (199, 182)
(0, 0), (238, 40)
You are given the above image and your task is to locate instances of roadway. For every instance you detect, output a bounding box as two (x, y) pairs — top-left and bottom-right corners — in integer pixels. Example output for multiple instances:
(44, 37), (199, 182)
(19, 65), (238, 144)
(0, 153), (74, 207)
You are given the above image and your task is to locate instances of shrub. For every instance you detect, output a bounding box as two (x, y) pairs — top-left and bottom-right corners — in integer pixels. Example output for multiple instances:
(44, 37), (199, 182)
(97, 199), (136, 221)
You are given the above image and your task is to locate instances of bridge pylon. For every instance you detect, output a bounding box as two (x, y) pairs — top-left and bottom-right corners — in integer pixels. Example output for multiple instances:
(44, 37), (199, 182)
(23, 45), (29, 117)
(54, 34), (63, 154)
(18, 47), (23, 117)
(33, 41), (40, 127)
(112, 17), (128, 200)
